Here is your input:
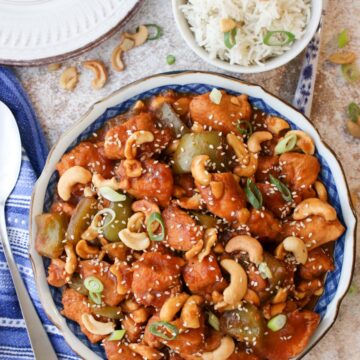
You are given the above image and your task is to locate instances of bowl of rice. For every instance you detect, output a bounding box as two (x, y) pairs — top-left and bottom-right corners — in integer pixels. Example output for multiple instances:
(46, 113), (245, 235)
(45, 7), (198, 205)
(172, 0), (323, 73)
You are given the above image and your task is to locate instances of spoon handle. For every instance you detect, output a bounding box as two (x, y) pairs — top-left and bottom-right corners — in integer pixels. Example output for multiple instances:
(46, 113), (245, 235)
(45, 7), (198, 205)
(0, 205), (58, 360)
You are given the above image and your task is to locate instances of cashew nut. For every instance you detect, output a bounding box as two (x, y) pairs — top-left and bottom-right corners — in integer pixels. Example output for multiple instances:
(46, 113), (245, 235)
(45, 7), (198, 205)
(283, 236), (308, 264)
(59, 66), (79, 91)
(160, 293), (190, 322)
(123, 25), (149, 47)
(120, 37), (135, 52)
(110, 264), (128, 295)
(185, 240), (204, 260)
(247, 131), (273, 153)
(177, 193), (203, 210)
(191, 121), (205, 133)
(270, 302), (286, 317)
(48, 63), (62, 72)
(314, 180), (328, 202)
(123, 159), (143, 178)
(57, 166), (92, 201)
(132, 199), (160, 232)
(111, 44), (125, 72)
(83, 186), (95, 198)
(226, 133), (250, 165)
(81, 314), (114, 335)
(198, 228), (217, 262)
(118, 228), (150, 250)
(181, 295), (203, 329)
(220, 259), (248, 305)
(75, 239), (100, 259)
(129, 344), (163, 360)
(220, 18), (236, 33)
(234, 152), (258, 177)
(191, 155), (211, 186)
(83, 60), (108, 89)
(127, 212), (145, 233)
(92, 174), (122, 190)
(122, 299), (140, 312)
(64, 243), (77, 275)
(124, 130), (154, 159)
(210, 181), (224, 200)
(130, 307), (149, 324)
(286, 130), (315, 155)
(293, 198), (337, 221)
(272, 288), (288, 304)
(243, 288), (260, 306)
(237, 208), (251, 225)
(225, 235), (263, 265)
(202, 336), (235, 360)
(266, 116), (290, 135)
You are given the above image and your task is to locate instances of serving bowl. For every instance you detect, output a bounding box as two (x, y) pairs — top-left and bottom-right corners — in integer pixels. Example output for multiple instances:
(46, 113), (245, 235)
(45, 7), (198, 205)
(172, 0), (323, 74)
(29, 71), (356, 359)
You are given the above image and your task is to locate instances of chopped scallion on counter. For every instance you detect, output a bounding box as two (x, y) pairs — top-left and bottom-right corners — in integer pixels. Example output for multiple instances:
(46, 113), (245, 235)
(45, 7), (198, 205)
(166, 54), (176, 65)
(145, 24), (163, 40)
(338, 29), (349, 49)
(348, 102), (360, 123)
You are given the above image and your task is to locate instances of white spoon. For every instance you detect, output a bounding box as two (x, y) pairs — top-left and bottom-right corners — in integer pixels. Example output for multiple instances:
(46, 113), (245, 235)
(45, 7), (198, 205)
(0, 101), (57, 360)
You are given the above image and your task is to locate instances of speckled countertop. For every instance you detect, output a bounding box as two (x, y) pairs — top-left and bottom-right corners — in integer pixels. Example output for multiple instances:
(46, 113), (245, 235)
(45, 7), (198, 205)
(15, 0), (359, 359)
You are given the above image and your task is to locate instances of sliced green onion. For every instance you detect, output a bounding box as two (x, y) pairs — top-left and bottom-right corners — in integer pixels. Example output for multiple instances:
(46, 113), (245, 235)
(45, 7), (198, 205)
(99, 187), (126, 202)
(207, 312), (220, 331)
(245, 178), (263, 210)
(348, 102), (360, 123)
(348, 283), (358, 296)
(269, 175), (292, 202)
(92, 208), (116, 231)
(209, 88), (222, 105)
(89, 291), (102, 305)
(107, 329), (126, 341)
(338, 29), (349, 49)
(236, 120), (253, 137)
(224, 28), (237, 49)
(147, 212), (165, 241)
(341, 63), (360, 82)
(166, 54), (176, 65)
(258, 262), (272, 279)
(274, 134), (297, 155)
(84, 276), (104, 293)
(263, 31), (295, 46)
(145, 24), (163, 40)
(149, 321), (179, 340)
(267, 314), (287, 332)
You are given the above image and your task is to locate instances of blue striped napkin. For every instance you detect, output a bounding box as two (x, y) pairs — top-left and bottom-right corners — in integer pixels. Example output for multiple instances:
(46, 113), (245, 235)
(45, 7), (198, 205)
(0, 66), (78, 360)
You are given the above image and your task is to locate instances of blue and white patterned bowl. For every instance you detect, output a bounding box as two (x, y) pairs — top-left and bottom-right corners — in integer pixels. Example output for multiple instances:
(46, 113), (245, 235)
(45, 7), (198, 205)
(29, 72), (357, 360)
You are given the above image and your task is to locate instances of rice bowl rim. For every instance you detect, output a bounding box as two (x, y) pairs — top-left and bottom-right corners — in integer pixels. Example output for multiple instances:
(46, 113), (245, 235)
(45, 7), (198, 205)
(172, 0), (323, 74)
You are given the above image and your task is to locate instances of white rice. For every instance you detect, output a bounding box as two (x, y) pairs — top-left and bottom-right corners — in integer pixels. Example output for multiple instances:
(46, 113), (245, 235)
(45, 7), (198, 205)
(181, 0), (311, 66)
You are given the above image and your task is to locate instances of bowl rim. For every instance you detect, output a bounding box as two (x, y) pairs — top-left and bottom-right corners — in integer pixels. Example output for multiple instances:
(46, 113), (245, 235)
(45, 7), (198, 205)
(29, 70), (357, 359)
(172, 0), (323, 74)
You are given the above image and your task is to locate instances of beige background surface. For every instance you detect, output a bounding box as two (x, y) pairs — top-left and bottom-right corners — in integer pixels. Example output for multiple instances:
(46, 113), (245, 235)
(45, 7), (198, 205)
(15, 0), (359, 358)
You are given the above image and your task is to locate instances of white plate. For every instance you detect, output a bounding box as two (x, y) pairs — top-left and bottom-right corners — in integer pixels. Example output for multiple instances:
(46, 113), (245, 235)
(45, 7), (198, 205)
(0, 0), (143, 65)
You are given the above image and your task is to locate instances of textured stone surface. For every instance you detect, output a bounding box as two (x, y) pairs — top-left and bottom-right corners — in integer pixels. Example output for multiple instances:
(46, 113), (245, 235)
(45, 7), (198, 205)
(15, 0), (360, 359)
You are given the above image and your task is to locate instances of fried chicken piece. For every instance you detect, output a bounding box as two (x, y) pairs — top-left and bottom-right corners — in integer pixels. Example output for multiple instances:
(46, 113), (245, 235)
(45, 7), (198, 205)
(47, 259), (68, 287)
(255, 310), (320, 360)
(228, 352), (260, 360)
(78, 260), (126, 306)
(103, 341), (142, 360)
(255, 156), (280, 183)
(196, 173), (247, 225)
(183, 254), (227, 296)
(61, 288), (105, 343)
(247, 208), (281, 241)
(132, 252), (185, 309)
(299, 248), (335, 280)
(281, 215), (345, 250)
(104, 112), (173, 160)
(189, 92), (252, 134)
(115, 159), (174, 207)
(163, 204), (204, 251)
(56, 142), (113, 178)
(174, 174), (196, 197)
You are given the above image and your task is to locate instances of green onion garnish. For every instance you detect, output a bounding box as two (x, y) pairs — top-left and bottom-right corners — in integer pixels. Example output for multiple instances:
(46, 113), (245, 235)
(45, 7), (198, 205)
(267, 314), (287, 332)
(99, 187), (126, 202)
(341, 63), (360, 83)
(236, 120), (253, 137)
(149, 321), (179, 340)
(348, 283), (358, 296)
(147, 212), (165, 241)
(145, 24), (163, 40)
(274, 133), (297, 155)
(84, 276), (104, 293)
(92, 208), (116, 231)
(269, 175), (292, 202)
(209, 88), (222, 105)
(207, 312), (220, 331)
(89, 291), (102, 305)
(263, 31), (295, 46)
(224, 28), (237, 49)
(107, 329), (126, 341)
(258, 262), (272, 279)
(348, 102), (360, 123)
(166, 54), (176, 65)
(338, 29), (349, 49)
(245, 178), (263, 210)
